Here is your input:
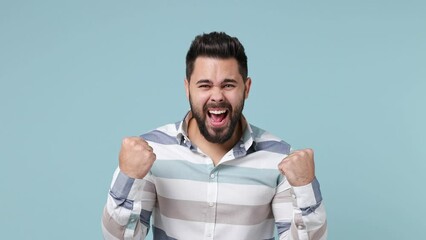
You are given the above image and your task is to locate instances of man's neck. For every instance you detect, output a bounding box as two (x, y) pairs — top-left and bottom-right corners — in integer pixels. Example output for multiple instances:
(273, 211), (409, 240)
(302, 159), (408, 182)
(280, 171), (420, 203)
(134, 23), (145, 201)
(187, 117), (243, 165)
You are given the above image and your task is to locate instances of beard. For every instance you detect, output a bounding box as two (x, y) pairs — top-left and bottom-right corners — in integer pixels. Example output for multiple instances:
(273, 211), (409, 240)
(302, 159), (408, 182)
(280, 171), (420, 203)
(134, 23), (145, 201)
(189, 95), (245, 144)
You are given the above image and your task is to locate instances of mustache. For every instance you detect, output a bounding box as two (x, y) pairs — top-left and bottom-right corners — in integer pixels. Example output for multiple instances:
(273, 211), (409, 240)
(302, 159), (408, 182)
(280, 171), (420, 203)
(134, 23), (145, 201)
(203, 102), (232, 111)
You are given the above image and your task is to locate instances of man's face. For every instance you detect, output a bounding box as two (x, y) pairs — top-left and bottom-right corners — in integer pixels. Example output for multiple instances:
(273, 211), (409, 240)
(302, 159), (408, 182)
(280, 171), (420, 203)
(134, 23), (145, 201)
(185, 57), (251, 143)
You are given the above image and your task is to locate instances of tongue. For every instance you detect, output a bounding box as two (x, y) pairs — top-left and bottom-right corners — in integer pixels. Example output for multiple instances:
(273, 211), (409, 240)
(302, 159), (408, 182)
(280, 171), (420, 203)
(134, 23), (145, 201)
(211, 113), (226, 122)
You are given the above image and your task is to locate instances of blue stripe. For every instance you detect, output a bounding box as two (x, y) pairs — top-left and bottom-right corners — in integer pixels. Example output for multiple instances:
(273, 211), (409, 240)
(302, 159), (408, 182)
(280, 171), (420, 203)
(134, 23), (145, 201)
(255, 140), (291, 155)
(112, 171), (135, 198)
(300, 177), (323, 216)
(109, 190), (134, 209)
(109, 171), (135, 209)
(219, 164), (281, 188)
(276, 221), (291, 235)
(151, 160), (280, 187)
(232, 140), (247, 158)
(250, 124), (266, 138)
(140, 209), (152, 229)
(141, 130), (178, 145)
(126, 213), (139, 231)
(277, 174), (285, 185)
(300, 201), (322, 216)
(153, 226), (177, 240)
(312, 177), (323, 203)
(151, 160), (214, 182)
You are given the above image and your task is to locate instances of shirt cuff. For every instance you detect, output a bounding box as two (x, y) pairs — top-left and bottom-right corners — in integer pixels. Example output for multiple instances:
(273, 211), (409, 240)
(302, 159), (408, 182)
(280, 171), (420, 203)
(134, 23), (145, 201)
(292, 177), (323, 208)
(110, 170), (147, 201)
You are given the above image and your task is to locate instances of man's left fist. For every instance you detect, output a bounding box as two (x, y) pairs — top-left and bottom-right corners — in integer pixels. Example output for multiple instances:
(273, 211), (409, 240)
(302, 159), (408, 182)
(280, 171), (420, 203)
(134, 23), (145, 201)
(278, 148), (315, 187)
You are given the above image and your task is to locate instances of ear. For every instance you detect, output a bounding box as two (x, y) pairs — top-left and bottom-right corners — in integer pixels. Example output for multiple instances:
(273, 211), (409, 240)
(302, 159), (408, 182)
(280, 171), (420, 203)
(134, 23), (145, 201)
(244, 77), (252, 99)
(184, 78), (190, 99)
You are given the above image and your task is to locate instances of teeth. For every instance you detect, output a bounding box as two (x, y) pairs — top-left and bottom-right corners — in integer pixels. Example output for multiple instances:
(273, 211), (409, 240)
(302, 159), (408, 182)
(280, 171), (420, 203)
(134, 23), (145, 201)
(209, 110), (227, 115)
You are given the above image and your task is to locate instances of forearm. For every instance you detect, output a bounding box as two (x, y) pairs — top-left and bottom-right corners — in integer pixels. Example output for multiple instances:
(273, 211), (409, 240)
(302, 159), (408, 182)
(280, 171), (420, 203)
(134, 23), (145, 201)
(102, 195), (146, 239)
(102, 168), (155, 240)
(274, 178), (328, 240)
(283, 202), (327, 240)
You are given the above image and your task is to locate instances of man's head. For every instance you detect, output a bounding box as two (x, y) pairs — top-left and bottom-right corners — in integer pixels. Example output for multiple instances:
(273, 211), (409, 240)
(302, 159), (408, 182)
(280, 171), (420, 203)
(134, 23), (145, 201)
(186, 32), (248, 82)
(184, 32), (251, 144)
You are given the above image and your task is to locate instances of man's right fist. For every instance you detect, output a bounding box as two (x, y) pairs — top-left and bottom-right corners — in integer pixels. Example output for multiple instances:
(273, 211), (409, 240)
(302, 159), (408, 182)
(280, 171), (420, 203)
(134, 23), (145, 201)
(119, 137), (156, 179)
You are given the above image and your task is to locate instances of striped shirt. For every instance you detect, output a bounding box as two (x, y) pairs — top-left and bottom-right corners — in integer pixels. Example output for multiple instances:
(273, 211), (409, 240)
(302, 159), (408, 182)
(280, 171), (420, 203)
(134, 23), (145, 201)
(102, 112), (327, 240)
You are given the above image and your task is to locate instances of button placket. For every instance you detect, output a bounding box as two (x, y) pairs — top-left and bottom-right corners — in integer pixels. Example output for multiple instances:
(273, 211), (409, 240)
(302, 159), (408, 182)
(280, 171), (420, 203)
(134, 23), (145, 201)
(205, 168), (218, 239)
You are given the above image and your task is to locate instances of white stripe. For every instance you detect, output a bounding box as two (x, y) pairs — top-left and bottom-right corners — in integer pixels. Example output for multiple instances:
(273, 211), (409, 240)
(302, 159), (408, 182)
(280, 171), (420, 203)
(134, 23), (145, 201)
(110, 168), (121, 188)
(223, 151), (287, 169)
(272, 201), (294, 222)
(154, 178), (207, 202)
(217, 182), (275, 205)
(292, 182), (318, 208)
(214, 219), (276, 239)
(155, 178), (276, 205)
(255, 131), (283, 142)
(106, 194), (132, 225)
(149, 142), (211, 164)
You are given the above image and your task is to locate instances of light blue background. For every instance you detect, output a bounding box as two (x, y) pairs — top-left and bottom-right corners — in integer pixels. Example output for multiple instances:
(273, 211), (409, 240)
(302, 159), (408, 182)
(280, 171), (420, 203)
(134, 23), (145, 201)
(1, 0), (425, 239)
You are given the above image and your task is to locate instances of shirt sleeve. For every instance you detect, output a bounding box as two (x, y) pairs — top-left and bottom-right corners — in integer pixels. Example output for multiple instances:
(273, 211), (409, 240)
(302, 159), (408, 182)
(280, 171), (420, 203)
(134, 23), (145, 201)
(102, 167), (157, 240)
(272, 177), (328, 240)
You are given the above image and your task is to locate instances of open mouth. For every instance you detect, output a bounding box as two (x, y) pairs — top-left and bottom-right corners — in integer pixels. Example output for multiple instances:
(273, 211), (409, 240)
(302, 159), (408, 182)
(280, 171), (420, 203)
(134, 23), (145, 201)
(207, 108), (229, 127)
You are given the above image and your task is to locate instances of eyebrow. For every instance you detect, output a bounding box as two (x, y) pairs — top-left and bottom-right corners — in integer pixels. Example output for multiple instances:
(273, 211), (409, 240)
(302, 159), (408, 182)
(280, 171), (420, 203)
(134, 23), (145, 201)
(195, 79), (238, 85)
(223, 79), (237, 84)
(195, 79), (212, 85)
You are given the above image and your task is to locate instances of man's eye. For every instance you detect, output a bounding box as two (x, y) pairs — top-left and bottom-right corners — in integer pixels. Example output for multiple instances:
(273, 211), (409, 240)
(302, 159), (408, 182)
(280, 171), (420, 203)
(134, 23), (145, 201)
(199, 85), (210, 88)
(224, 84), (235, 88)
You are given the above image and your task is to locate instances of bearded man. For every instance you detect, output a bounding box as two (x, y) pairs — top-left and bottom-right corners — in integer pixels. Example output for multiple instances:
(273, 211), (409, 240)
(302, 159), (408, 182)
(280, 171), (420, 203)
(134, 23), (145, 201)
(102, 32), (327, 240)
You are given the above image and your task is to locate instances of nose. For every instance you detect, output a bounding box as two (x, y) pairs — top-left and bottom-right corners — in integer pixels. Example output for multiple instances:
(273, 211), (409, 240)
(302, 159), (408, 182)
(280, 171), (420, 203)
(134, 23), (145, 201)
(210, 87), (224, 103)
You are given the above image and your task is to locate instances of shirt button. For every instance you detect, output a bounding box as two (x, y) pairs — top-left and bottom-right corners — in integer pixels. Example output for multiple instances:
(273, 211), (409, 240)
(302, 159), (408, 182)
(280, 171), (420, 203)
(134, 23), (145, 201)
(209, 202), (214, 207)
(291, 194), (296, 199)
(210, 173), (215, 179)
(297, 224), (306, 230)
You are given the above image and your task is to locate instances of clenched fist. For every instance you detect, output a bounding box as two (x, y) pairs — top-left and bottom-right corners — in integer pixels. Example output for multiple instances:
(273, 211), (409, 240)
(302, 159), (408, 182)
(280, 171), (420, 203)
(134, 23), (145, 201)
(119, 137), (156, 179)
(278, 148), (315, 187)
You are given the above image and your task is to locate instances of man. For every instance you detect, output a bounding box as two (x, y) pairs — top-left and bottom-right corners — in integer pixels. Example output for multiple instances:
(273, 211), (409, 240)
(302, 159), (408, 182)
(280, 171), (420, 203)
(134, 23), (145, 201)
(102, 32), (327, 240)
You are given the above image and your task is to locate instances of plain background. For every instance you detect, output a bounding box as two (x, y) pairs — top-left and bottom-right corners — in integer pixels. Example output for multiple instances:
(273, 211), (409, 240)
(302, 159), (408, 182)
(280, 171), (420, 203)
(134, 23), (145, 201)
(1, 0), (425, 239)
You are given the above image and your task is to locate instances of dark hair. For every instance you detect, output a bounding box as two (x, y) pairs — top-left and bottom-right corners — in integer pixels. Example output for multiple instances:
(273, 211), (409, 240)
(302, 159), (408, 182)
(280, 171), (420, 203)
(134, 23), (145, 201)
(185, 32), (248, 81)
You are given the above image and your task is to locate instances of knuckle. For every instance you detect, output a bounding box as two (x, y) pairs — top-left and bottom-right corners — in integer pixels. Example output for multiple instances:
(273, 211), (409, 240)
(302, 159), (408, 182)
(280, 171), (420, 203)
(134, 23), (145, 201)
(280, 159), (289, 167)
(139, 138), (147, 145)
(131, 138), (141, 146)
(122, 137), (130, 145)
(143, 151), (154, 159)
(291, 150), (301, 157)
(134, 144), (143, 151)
(123, 137), (139, 146)
(298, 150), (307, 158)
(305, 148), (314, 154)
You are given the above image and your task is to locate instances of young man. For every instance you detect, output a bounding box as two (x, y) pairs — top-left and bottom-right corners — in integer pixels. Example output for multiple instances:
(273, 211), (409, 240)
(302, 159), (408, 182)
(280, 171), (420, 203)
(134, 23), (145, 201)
(102, 32), (327, 240)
